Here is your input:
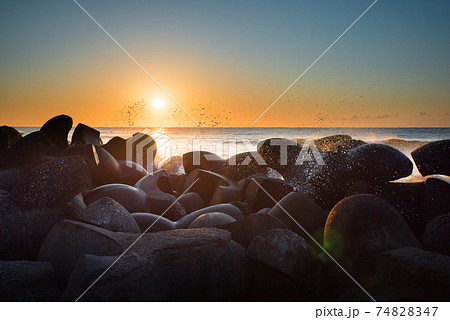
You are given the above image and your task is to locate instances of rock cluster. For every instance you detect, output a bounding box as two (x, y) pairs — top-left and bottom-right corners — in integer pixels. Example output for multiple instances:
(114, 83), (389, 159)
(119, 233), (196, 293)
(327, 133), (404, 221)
(0, 115), (448, 301)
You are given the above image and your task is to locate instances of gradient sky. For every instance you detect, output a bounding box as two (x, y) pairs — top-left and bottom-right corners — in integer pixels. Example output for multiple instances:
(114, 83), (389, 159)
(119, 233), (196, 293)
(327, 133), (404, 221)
(1, 0), (449, 127)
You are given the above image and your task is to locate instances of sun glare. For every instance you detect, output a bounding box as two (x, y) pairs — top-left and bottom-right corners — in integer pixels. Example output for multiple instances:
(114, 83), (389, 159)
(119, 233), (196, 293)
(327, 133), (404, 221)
(152, 98), (165, 110)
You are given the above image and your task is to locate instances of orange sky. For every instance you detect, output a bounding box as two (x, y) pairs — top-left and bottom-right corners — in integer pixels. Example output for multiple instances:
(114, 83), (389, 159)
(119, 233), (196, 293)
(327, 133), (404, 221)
(1, 0), (449, 128)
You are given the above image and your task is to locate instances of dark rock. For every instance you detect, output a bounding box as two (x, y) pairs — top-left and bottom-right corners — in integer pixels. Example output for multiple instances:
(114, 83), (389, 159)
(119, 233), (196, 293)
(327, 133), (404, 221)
(131, 212), (176, 233)
(346, 180), (379, 197)
(1, 157), (91, 260)
(172, 173), (187, 195)
(183, 151), (226, 175)
(184, 169), (236, 203)
(40, 114), (72, 153)
(229, 200), (251, 217)
(60, 254), (117, 301)
(423, 177), (450, 223)
(306, 151), (347, 210)
(314, 135), (365, 153)
(102, 136), (126, 161)
(159, 156), (184, 175)
(218, 213), (286, 248)
(0, 261), (60, 301)
(0, 125), (22, 147)
(0, 168), (26, 191)
(223, 151), (269, 181)
(61, 194), (86, 220)
(84, 184), (147, 213)
(135, 171), (186, 220)
(177, 192), (206, 214)
(62, 228), (250, 301)
(0, 189), (9, 201)
(256, 207), (271, 215)
(188, 212), (237, 228)
(380, 182), (426, 238)
(37, 219), (135, 287)
(245, 260), (304, 301)
(71, 123), (102, 145)
(76, 197), (140, 233)
(2, 131), (55, 168)
(127, 132), (157, 171)
(209, 180), (243, 205)
(116, 160), (148, 185)
(244, 176), (294, 212)
(323, 194), (421, 288)
(9, 156), (91, 210)
(268, 192), (328, 248)
(411, 140), (450, 176)
(347, 143), (413, 182)
(247, 229), (327, 300)
(145, 193), (186, 221)
(422, 214), (450, 256)
(135, 170), (172, 194)
(375, 247), (450, 301)
(176, 203), (244, 228)
(257, 138), (303, 181)
(60, 144), (119, 186)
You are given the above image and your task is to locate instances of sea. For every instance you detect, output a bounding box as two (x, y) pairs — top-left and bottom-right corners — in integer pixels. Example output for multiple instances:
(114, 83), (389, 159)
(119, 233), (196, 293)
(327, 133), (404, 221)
(16, 127), (450, 182)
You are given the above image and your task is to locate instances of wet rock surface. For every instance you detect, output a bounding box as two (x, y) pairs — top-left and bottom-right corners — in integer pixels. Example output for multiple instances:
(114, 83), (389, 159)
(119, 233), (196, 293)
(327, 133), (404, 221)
(0, 260), (60, 301)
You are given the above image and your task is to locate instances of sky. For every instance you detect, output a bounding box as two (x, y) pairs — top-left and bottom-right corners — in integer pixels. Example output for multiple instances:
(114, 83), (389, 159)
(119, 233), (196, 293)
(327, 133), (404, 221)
(1, 0), (449, 127)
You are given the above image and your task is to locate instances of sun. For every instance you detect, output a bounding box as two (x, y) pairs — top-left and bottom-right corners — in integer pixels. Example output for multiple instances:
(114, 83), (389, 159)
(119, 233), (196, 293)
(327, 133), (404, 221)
(152, 98), (165, 110)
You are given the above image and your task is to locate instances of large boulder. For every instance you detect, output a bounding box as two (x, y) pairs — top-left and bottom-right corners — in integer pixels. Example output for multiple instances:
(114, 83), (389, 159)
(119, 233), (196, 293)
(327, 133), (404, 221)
(177, 192), (206, 214)
(71, 123), (102, 145)
(267, 192), (327, 248)
(159, 156), (184, 175)
(102, 136), (126, 161)
(423, 177), (450, 223)
(347, 143), (413, 183)
(84, 184), (147, 213)
(0, 157), (91, 260)
(37, 219), (135, 287)
(411, 140), (450, 176)
(116, 160), (147, 185)
(134, 170), (172, 194)
(131, 212), (176, 233)
(218, 213), (286, 248)
(184, 169), (239, 204)
(9, 156), (91, 210)
(257, 138), (303, 182)
(244, 176), (294, 212)
(0, 260), (60, 301)
(135, 170), (186, 220)
(323, 194), (421, 287)
(375, 247), (450, 301)
(62, 228), (251, 301)
(380, 182), (426, 238)
(314, 135), (365, 153)
(40, 114), (72, 153)
(182, 151), (226, 175)
(75, 197), (140, 233)
(0, 167), (26, 191)
(245, 260), (304, 301)
(0, 125), (22, 147)
(60, 144), (119, 186)
(247, 229), (327, 300)
(223, 151), (269, 181)
(422, 214), (450, 256)
(2, 131), (55, 168)
(188, 212), (236, 228)
(176, 203), (244, 228)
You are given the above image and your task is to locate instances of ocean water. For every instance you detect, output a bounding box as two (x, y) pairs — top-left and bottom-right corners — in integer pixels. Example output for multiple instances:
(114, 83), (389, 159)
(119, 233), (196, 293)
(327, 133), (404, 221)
(17, 126), (450, 182)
